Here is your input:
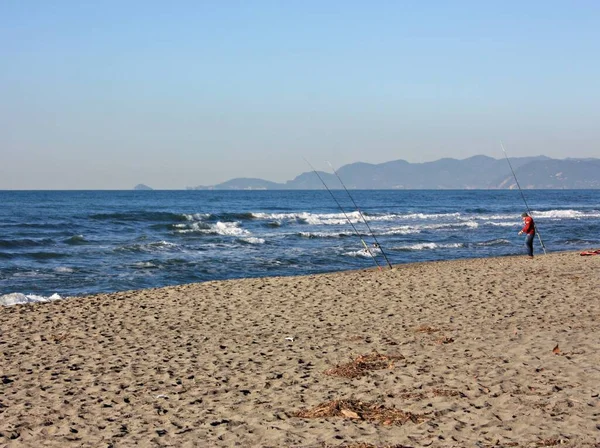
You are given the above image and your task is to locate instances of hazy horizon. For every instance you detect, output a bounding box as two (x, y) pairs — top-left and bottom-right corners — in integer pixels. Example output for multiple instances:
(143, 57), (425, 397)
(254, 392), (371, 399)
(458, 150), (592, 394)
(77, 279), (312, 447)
(2, 2), (599, 189)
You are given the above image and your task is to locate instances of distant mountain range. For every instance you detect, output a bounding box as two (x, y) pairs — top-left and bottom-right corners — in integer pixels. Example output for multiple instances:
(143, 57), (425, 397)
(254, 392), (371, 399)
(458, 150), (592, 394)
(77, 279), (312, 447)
(187, 155), (600, 190)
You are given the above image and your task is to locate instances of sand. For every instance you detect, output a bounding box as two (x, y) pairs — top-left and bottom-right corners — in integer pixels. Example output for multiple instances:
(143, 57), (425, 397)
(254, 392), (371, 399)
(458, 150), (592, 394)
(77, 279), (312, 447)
(1, 252), (599, 448)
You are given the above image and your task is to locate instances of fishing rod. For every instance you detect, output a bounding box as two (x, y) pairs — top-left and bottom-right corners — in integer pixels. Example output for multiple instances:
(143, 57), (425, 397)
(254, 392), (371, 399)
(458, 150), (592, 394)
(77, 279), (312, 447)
(327, 162), (394, 269)
(500, 142), (547, 254)
(303, 158), (382, 270)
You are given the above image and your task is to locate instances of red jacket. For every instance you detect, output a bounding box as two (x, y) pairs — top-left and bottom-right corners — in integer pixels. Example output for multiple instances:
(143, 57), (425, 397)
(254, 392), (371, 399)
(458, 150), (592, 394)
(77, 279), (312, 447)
(521, 216), (535, 235)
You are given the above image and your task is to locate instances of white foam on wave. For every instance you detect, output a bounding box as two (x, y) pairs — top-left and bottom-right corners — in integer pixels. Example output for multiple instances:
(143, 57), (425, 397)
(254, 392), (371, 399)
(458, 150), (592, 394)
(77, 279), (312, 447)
(380, 226), (421, 235)
(175, 221), (250, 237)
(345, 247), (382, 258)
(151, 241), (179, 248)
(253, 211), (363, 225)
(299, 231), (354, 238)
(402, 212), (461, 220)
(174, 222), (211, 233)
(0, 292), (63, 306)
(421, 221), (479, 230)
(357, 213), (398, 222)
(240, 237), (265, 244)
(252, 212), (296, 220)
(484, 222), (518, 227)
(141, 241), (181, 251)
(530, 209), (600, 219)
(183, 213), (211, 221)
(460, 214), (515, 221)
(54, 266), (74, 273)
(302, 211), (362, 226)
(214, 221), (250, 236)
(392, 242), (464, 251)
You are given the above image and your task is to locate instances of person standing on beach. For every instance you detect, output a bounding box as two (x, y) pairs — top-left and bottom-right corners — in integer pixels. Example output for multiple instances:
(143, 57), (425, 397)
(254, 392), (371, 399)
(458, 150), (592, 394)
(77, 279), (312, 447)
(518, 212), (535, 258)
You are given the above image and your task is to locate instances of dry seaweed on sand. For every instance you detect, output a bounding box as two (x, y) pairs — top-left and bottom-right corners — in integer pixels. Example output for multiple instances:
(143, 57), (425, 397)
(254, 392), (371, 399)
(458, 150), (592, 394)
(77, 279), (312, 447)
(293, 399), (428, 426)
(324, 352), (405, 378)
(414, 325), (439, 334)
(476, 438), (573, 447)
(535, 439), (572, 447)
(320, 444), (414, 448)
(396, 387), (465, 401)
(435, 336), (454, 344)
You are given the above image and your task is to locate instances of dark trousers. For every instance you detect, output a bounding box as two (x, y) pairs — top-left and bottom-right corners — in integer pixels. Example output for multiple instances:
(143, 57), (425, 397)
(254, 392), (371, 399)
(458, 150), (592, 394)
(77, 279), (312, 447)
(525, 233), (534, 257)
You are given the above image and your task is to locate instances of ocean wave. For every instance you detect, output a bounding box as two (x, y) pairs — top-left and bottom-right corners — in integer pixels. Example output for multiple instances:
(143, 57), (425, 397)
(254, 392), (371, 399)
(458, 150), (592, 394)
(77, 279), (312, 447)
(421, 222), (479, 231)
(64, 235), (88, 245)
(216, 212), (256, 221)
(183, 213), (211, 221)
(116, 241), (182, 253)
(345, 247), (382, 258)
(484, 222), (518, 227)
(298, 231), (354, 239)
(265, 221), (282, 228)
(213, 221), (250, 237)
(380, 226), (421, 235)
(0, 238), (55, 248)
(172, 222), (212, 233)
(3, 222), (65, 229)
(392, 242), (465, 251)
(0, 293), (63, 306)
(401, 212), (461, 220)
(529, 209), (600, 219)
(185, 212), (256, 222)
(131, 258), (192, 269)
(465, 207), (492, 213)
(26, 252), (70, 260)
(239, 237), (266, 244)
(460, 214), (515, 221)
(475, 239), (512, 247)
(253, 211), (363, 226)
(253, 210), (470, 226)
(337, 211), (464, 222)
(132, 261), (160, 269)
(360, 213), (400, 222)
(454, 210), (600, 221)
(174, 221), (251, 237)
(554, 238), (599, 246)
(91, 211), (188, 222)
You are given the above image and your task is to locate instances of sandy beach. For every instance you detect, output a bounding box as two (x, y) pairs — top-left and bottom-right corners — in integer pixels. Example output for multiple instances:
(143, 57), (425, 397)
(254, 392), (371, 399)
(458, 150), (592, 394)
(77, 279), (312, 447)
(1, 251), (599, 447)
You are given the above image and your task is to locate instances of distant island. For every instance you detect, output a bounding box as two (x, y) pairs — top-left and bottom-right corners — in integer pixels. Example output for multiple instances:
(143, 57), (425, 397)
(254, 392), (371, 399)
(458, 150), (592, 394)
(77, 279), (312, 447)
(187, 155), (600, 190)
(134, 184), (153, 191)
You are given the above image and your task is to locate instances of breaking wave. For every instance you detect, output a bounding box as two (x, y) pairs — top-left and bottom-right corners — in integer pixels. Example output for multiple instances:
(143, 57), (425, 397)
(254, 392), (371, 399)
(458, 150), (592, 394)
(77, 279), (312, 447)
(64, 235), (88, 245)
(529, 209), (600, 219)
(0, 293), (63, 306)
(392, 242), (465, 251)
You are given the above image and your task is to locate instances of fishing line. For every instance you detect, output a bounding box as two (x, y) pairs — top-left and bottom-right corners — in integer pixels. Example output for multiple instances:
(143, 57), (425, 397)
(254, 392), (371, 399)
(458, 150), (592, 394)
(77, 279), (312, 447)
(303, 158), (382, 270)
(500, 142), (547, 254)
(327, 162), (394, 269)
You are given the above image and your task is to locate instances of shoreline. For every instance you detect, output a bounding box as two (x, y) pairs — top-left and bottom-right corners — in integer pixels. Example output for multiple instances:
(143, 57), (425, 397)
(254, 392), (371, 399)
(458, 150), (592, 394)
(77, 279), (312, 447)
(3, 249), (597, 308)
(1, 251), (599, 447)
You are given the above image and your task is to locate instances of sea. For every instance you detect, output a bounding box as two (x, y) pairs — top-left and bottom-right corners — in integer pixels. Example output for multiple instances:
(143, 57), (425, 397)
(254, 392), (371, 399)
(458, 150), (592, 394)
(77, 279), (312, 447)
(1, 189), (599, 306)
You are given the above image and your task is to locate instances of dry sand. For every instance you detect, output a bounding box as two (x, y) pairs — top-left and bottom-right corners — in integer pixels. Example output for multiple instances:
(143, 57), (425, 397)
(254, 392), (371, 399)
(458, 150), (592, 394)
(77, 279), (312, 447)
(1, 252), (599, 448)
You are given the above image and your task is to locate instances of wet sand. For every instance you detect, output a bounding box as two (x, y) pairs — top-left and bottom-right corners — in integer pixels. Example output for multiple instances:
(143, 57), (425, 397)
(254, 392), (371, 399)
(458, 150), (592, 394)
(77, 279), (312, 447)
(1, 252), (599, 447)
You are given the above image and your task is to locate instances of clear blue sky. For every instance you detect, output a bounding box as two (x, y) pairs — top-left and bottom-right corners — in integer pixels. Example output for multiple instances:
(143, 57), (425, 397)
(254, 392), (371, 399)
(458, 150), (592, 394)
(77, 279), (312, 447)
(1, 1), (599, 189)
